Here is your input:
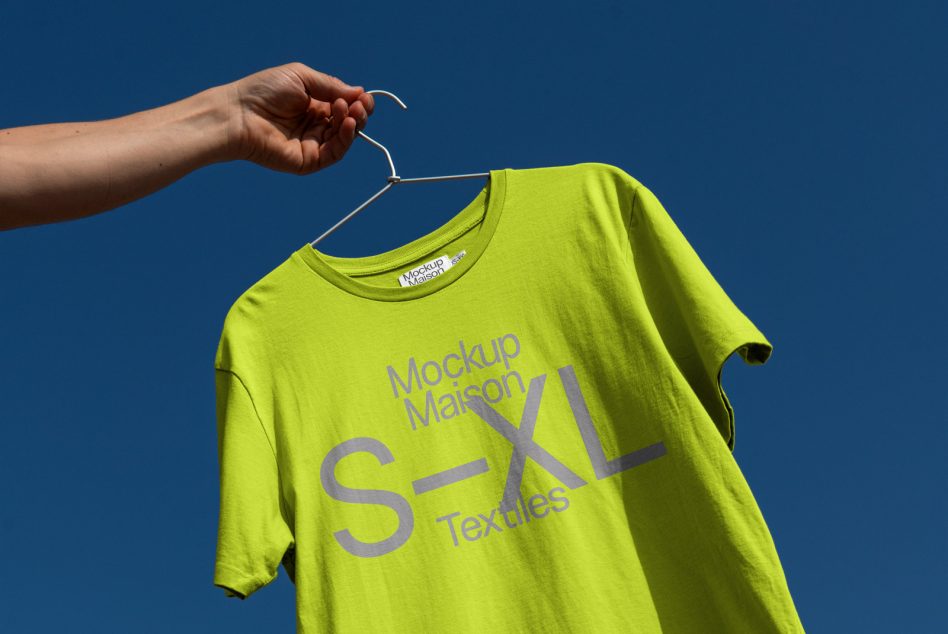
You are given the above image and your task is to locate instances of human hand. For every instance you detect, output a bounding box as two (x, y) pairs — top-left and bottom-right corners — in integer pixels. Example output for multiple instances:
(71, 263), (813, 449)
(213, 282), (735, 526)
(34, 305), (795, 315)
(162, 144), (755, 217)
(221, 62), (374, 174)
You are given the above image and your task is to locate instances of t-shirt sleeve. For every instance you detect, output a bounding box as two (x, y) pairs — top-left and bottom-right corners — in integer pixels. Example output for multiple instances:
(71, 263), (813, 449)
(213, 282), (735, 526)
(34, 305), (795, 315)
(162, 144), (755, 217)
(625, 181), (773, 450)
(213, 367), (295, 599)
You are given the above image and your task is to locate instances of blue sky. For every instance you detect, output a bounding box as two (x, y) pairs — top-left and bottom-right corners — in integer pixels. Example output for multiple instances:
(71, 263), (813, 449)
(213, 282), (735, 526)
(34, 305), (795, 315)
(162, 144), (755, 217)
(1, 1), (945, 631)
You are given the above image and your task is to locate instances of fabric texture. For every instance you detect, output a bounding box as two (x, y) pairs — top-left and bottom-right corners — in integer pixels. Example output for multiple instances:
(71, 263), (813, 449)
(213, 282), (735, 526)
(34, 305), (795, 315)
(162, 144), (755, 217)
(212, 162), (804, 632)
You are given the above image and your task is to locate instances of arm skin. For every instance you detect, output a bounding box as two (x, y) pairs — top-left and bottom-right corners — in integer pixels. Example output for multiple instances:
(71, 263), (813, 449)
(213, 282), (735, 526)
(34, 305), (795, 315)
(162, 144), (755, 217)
(0, 85), (236, 231)
(0, 63), (372, 232)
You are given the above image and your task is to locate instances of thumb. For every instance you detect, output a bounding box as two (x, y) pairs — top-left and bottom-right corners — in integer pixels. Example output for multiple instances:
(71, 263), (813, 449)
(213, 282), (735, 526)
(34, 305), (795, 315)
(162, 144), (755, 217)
(289, 62), (364, 102)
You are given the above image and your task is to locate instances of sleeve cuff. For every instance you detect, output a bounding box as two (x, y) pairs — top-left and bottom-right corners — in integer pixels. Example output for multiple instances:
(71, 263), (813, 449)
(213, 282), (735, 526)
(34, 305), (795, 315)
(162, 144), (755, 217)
(214, 561), (278, 600)
(713, 328), (774, 451)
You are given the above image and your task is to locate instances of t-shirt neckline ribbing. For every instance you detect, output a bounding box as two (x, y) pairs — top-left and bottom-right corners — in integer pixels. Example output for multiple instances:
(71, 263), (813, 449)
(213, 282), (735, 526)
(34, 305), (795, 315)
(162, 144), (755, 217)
(292, 167), (508, 302)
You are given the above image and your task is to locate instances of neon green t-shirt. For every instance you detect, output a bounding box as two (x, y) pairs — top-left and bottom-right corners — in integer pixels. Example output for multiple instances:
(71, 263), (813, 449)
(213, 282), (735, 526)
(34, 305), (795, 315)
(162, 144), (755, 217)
(213, 162), (804, 633)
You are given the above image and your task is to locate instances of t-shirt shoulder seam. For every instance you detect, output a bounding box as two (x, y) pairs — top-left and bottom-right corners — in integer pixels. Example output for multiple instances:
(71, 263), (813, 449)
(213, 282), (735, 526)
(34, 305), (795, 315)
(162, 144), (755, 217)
(215, 367), (278, 460)
(625, 180), (644, 234)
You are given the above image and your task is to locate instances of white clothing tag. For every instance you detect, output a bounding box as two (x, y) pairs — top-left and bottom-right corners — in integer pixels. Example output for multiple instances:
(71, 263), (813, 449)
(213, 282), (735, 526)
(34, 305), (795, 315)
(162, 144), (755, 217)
(397, 254), (452, 287)
(450, 250), (467, 266)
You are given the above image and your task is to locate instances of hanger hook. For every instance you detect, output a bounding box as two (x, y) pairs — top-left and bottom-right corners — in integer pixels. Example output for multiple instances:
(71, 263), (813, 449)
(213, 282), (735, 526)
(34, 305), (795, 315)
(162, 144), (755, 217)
(351, 90), (407, 182)
(364, 89), (407, 110)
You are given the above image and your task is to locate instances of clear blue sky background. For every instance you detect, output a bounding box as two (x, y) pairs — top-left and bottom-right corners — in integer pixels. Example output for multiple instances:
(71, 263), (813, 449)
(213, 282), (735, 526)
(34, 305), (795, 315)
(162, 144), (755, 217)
(1, 1), (944, 631)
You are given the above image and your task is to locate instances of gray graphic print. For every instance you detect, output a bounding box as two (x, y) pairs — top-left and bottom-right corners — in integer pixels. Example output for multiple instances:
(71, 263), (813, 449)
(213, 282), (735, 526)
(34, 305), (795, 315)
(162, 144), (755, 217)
(319, 333), (666, 557)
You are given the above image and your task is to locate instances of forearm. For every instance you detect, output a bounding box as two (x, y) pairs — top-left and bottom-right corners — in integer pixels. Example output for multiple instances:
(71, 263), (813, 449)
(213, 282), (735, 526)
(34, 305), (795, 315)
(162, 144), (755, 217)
(0, 118), (119, 145)
(0, 84), (237, 231)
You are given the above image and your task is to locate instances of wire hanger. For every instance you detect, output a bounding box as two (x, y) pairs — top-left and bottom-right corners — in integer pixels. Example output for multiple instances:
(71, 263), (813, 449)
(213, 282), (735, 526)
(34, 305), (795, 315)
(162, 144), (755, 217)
(310, 89), (491, 246)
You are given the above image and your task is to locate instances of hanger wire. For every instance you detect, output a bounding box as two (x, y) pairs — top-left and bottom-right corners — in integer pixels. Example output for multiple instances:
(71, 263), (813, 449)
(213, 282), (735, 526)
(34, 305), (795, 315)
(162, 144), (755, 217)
(310, 89), (491, 247)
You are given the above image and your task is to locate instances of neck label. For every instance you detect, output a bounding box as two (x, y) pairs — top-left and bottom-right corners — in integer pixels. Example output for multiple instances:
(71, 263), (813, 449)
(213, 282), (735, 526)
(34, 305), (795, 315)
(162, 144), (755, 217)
(398, 254), (452, 287)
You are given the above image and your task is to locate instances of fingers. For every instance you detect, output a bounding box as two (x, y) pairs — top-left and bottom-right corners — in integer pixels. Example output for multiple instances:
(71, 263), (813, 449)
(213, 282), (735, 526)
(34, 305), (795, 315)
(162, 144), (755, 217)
(358, 92), (374, 116)
(347, 99), (369, 131)
(290, 62), (371, 134)
(282, 59), (371, 173)
(289, 61), (364, 105)
(321, 119), (356, 172)
(340, 117), (358, 144)
(326, 95), (368, 136)
(330, 98), (349, 136)
(308, 113), (357, 173)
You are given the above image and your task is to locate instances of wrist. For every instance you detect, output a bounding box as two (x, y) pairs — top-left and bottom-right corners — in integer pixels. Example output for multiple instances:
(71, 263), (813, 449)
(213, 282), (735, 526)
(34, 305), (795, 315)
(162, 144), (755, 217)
(179, 83), (242, 165)
(211, 81), (247, 163)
